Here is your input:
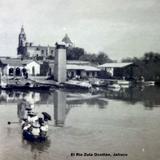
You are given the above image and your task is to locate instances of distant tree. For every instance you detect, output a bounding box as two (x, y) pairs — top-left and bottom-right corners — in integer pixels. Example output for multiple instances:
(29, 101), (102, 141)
(143, 52), (160, 63)
(66, 47), (85, 60)
(123, 52), (160, 81)
(79, 51), (113, 65)
(96, 52), (113, 65)
(122, 57), (134, 62)
(122, 57), (139, 63)
(79, 53), (97, 64)
(143, 52), (154, 61)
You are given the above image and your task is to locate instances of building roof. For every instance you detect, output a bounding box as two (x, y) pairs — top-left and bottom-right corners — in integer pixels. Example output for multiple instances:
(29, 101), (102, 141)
(46, 60), (90, 65)
(0, 59), (39, 67)
(67, 64), (100, 71)
(67, 60), (90, 65)
(99, 62), (133, 68)
(47, 60), (99, 71)
(26, 44), (55, 49)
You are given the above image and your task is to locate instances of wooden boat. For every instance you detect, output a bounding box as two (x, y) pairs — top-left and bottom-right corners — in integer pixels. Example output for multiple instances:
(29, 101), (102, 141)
(144, 81), (155, 86)
(117, 80), (130, 88)
(23, 128), (47, 141)
(136, 81), (155, 86)
(29, 83), (50, 90)
(2, 81), (50, 91)
(108, 84), (120, 89)
(107, 81), (121, 91)
(8, 99), (52, 142)
(89, 78), (106, 87)
(22, 112), (51, 142)
(64, 80), (92, 90)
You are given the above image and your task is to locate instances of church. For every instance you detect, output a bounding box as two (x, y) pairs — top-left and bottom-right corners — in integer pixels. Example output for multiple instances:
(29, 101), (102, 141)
(17, 26), (73, 58)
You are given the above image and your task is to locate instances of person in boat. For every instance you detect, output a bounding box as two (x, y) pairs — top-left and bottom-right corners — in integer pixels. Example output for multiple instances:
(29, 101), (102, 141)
(21, 111), (38, 129)
(27, 111), (38, 123)
(22, 119), (48, 138)
(38, 117), (49, 136)
(30, 121), (41, 137)
(22, 113), (49, 138)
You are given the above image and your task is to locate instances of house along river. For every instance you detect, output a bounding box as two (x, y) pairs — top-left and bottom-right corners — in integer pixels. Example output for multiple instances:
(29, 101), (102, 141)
(0, 86), (160, 160)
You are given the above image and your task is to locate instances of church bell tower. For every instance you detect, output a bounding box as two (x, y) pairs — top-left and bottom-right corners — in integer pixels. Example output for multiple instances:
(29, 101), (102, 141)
(17, 26), (27, 57)
(18, 26), (26, 47)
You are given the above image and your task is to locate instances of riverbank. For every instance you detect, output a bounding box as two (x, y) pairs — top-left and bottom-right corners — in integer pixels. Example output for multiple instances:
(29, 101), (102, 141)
(0, 76), (157, 92)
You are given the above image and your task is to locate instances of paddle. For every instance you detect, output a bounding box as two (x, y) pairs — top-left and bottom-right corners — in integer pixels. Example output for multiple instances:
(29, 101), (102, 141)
(8, 121), (19, 125)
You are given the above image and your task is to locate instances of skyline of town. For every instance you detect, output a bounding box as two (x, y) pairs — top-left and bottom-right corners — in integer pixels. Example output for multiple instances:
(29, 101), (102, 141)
(0, 0), (160, 60)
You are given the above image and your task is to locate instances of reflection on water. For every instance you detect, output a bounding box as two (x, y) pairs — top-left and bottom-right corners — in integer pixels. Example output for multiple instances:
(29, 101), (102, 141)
(1, 86), (160, 110)
(21, 138), (51, 160)
(54, 90), (66, 127)
(1, 86), (160, 160)
(17, 99), (31, 121)
(0, 90), (40, 104)
(104, 86), (160, 109)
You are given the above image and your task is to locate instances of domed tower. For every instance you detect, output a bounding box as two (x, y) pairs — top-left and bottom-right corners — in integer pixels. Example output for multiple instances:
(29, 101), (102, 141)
(17, 26), (27, 57)
(62, 34), (73, 47)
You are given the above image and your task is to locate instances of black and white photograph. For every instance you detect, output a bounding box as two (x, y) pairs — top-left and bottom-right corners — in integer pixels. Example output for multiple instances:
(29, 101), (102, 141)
(0, 0), (160, 160)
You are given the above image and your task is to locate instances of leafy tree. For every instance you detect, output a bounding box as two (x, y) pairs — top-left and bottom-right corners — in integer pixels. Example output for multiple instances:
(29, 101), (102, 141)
(79, 53), (97, 64)
(96, 52), (112, 64)
(122, 52), (160, 81)
(79, 52), (113, 65)
(66, 47), (84, 60)
(122, 57), (139, 63)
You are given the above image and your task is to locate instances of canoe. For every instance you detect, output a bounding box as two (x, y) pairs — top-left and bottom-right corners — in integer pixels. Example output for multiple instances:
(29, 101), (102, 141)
(64, 80), (92, 89)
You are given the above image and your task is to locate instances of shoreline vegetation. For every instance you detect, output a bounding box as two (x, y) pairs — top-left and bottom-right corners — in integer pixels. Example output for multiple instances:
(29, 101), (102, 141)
(121, 52), (160, 81)
(67, 48), (160, 81)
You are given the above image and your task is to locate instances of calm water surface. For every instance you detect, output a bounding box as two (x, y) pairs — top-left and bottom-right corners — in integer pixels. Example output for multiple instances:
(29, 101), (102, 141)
(0, 86), (160, 160)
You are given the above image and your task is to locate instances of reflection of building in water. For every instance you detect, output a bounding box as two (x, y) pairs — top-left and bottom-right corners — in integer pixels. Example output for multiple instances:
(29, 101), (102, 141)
(54, 90), (66, 127)
(24, 92), (40, 104)
(0, 90), (40, 104)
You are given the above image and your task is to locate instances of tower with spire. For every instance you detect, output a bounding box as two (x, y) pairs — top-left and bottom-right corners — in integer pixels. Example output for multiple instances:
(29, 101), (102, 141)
(17, 26), (27, 57)
(18, 26), (26, 47)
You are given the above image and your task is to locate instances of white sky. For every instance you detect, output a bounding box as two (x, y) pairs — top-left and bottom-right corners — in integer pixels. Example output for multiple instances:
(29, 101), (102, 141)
(0, 0), (160, 60)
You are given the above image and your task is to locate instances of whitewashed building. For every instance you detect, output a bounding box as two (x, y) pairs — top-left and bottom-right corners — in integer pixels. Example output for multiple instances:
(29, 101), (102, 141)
(67, 64), (100, 79)
(98, 62), (133, 78)
(0, 59), (41, 76)
(25, 61), (40, 75)
(48, 60), (100, 79)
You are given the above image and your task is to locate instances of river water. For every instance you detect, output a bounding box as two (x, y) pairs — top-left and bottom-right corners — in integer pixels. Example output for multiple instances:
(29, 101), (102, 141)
(0, 86), (160, 160)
